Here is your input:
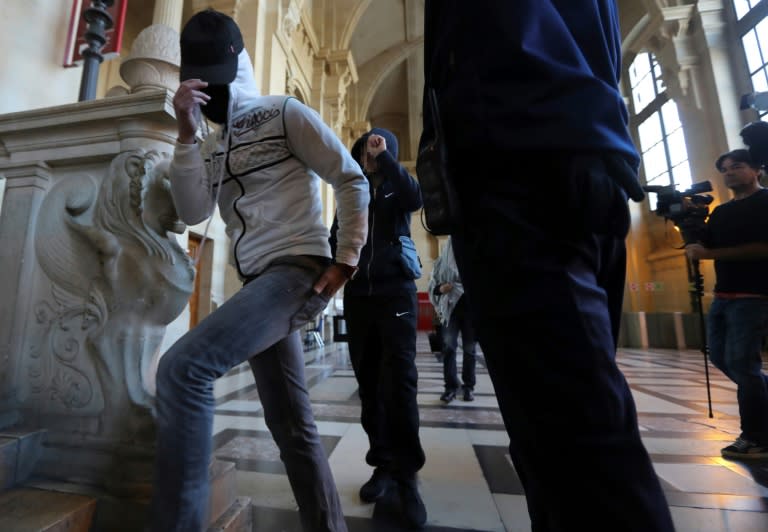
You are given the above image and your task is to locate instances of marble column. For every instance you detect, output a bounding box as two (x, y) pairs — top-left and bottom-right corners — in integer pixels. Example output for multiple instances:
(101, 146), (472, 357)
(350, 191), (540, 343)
(191, 0), (240, 18)
(153, 0), (183, 31)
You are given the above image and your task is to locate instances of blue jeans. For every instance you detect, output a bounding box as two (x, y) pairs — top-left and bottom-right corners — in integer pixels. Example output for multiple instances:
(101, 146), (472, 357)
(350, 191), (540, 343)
(151, 256), (347, 532)
(707, 297), (768, 444)
(441, 295), (477, 391)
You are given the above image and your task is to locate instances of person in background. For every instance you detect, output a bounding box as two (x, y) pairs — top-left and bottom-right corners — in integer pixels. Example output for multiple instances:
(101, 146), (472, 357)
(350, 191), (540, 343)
(419, 2), (676, 530)
(686, 148), (768, 460)
(151, 9), (368, 531)
(428, 237), (478, 403)
(330, 127), (427, 529)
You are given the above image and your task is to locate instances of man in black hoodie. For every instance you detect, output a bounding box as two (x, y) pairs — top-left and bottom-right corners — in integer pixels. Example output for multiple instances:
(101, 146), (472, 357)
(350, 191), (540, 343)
(331, 127), (426, 529)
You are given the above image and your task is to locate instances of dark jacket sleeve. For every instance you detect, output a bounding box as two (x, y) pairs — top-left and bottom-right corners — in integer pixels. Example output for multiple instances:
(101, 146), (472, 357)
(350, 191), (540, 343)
(329, 214), (339, 258)
(376, 150), (423, 212)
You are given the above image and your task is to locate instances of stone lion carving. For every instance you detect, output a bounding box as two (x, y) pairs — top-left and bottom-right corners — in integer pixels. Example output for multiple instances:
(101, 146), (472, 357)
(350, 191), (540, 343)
(30, 150), (194, 441)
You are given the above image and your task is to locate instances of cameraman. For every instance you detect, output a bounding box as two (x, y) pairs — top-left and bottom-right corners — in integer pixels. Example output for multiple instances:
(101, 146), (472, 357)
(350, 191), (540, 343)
(686, 149), (768, 459)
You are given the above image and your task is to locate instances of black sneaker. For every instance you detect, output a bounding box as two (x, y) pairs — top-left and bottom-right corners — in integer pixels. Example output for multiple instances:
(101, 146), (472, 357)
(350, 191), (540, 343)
(398, 479), (427, 529)
(440, 389), (456, 403)
(721, 437), (768, 459)
(463, 388), (474, 401)
(359, 467), (393, 502)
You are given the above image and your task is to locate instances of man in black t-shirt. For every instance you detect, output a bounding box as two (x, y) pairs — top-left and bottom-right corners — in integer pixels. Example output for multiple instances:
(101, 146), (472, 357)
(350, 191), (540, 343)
(686, 149), (768, 460)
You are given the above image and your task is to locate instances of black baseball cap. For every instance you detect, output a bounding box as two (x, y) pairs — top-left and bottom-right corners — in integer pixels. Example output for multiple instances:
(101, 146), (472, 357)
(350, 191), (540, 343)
(180, 9), (244, 84)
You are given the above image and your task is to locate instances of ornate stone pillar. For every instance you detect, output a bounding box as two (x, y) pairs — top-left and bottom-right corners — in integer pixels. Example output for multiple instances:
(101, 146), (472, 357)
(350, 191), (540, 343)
(280, 0), (316, 104)
(319, 49), (357, 135)
(0, 164), (51, 430)
(310, 56), (327, 117)
(404, 0), (424, 160)
(655, 2), (738, 202)
(698, 0), (749, 150)
(406, 53), (424, 161)
(655, 4), (702, 107)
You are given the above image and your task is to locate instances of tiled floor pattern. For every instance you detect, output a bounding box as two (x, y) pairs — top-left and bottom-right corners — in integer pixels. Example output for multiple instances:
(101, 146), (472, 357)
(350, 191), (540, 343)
(212, 337), (768, 531)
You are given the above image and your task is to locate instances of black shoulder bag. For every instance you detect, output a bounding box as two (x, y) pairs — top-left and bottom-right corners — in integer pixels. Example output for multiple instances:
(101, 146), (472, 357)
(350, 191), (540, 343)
(416, 88), (461, 235)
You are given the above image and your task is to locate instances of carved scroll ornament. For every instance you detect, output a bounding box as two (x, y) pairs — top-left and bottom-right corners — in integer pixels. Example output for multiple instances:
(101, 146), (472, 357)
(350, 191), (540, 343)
(30, 150), (194, 440)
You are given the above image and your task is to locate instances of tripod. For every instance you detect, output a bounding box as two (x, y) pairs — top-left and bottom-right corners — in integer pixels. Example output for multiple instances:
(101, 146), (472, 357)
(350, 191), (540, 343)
(685, 257), (714, 418)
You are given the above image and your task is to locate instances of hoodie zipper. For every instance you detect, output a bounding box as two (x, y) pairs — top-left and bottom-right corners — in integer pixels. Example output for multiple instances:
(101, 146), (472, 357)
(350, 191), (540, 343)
(367, 186), (376, 296)
(224, 127), (248, 279)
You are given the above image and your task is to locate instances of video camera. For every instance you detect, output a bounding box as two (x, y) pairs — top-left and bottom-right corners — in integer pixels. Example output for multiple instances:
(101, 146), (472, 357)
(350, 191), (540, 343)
(643, 181), (714, 244)
(643, 89), (768, 244)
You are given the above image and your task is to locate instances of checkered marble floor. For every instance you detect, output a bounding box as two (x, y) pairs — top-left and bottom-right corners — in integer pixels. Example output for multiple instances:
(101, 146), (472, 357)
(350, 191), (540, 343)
(212, 335), (768, 531)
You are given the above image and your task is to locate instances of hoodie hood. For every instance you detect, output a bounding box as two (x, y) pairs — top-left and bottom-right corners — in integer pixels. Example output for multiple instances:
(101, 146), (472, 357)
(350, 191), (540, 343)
(369, 127), (399, 159)
(227, 49), (262, 119)
(351, 127), (399, 163)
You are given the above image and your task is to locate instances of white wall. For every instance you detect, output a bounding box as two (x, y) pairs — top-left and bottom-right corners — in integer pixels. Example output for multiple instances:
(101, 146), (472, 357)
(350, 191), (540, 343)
(0, 177), (5, 218)
(0, 0), (91, 115)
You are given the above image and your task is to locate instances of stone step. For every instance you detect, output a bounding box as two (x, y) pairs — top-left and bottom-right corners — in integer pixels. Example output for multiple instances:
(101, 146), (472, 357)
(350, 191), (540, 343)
(0, 487), (96, 532)
(8, 458), (248, 530)
(208, 459), (238, 525)
(207, 496), (252, 532)
(0, 428), (45, 489)
(0, 436), (18, 489)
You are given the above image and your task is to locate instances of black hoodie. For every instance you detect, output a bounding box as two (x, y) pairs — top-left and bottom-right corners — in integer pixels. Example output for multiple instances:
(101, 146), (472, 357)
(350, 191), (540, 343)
(331, 127), (423, 296)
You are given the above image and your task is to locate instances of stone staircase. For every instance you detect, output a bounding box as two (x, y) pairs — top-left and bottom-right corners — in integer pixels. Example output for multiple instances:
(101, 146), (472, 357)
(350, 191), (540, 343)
(0, 487), (96, 532)
(206, 460), (253, 532)
(0, 427), (252, 531)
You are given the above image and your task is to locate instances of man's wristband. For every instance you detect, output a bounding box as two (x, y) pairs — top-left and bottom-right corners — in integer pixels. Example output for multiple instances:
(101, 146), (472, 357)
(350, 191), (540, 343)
(336, 263), (359, 280)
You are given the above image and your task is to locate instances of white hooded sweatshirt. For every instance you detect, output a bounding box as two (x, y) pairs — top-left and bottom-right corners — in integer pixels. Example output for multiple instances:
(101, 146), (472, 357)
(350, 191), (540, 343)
(427, 237), (465, 326)
(169, 49), (369, 278)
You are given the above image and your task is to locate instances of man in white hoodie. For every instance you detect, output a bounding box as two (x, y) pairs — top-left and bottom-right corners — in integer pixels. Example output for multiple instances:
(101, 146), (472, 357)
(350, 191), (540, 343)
(150, 10), (369, 532)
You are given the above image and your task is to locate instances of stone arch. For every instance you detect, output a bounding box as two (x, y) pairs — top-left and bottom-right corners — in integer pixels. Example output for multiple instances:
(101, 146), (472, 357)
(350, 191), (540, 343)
(339, 0), (373, 50)
(354, 38), (423, 120)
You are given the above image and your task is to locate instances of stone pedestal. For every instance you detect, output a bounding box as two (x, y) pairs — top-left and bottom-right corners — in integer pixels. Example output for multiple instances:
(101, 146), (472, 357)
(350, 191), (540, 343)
(0, 90), (192, 494)
(0, 89), (252, 531)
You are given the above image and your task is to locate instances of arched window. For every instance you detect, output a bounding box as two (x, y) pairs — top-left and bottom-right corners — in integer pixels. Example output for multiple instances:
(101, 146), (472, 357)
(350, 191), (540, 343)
(629, 52), (692, 210)
(733, 0), (768, 118)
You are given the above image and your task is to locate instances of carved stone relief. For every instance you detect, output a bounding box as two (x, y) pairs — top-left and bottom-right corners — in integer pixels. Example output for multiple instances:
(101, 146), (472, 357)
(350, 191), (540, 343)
(282, 0), (303, 40)
(29, 150), (194, 442)
(282, 6), (318, 111)
(627, 2), (709, 109)
(322, 51), (357, 134)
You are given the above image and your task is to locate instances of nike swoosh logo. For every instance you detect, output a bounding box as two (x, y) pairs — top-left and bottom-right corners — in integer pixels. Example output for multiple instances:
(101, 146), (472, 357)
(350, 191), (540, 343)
(385, 192), (394, 198)
(395, 311), (410, 317)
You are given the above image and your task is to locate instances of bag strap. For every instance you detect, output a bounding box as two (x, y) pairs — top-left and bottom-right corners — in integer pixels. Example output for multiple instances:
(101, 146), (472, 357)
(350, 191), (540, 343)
(426, 88), (443, 145)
